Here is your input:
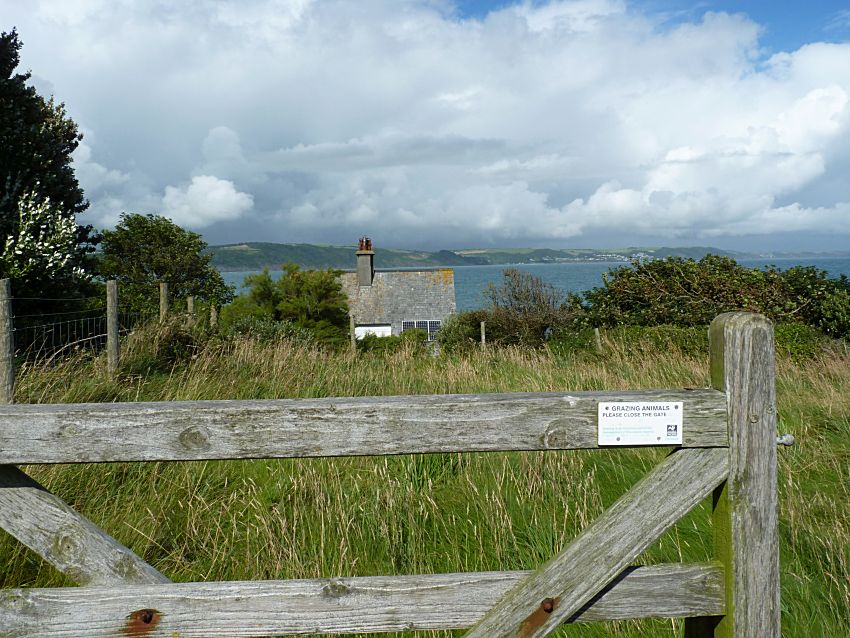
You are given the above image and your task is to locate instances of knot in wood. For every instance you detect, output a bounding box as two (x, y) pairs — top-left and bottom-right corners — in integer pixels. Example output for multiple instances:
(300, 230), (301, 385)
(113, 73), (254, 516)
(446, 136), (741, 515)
(322, 579), (351, 598)
(178, 425), (211, 451)
(542, 425), (562, 449)
(51, 530), (81, 561)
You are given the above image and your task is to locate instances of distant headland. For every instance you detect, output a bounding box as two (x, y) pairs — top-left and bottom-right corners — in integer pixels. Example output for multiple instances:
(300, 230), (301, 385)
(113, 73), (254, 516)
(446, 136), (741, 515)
(207, 241), (850, 272)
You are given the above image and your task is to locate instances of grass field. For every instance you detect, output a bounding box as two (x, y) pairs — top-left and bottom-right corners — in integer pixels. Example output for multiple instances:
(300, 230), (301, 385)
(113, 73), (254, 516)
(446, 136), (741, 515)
(4, 323), (849, 637)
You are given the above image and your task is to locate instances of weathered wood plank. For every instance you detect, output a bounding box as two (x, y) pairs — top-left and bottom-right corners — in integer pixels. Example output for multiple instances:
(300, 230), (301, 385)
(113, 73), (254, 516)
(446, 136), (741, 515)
(0, 389), (727, 464)
(106, 280), (118, 376)
(159, 282), (168, 321)
(705, 313), (780, 637)
(0, 278), (13, 404)
(0, 563), (723, 637)
(466, 447), (728, 637)
(0, 465), (169, 586)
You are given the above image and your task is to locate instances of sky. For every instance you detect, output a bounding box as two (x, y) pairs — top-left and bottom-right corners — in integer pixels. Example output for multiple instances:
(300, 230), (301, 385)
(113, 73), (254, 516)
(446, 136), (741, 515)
(3, 0), (850, 251)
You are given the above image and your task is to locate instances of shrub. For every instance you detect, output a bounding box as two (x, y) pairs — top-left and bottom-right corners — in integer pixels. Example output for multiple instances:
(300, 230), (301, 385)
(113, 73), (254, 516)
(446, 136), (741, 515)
(579, 256), (850, 339)
(548, 325), (709, 358)
(816, 289), (850, 339)
(436, 310), (489, 352)
(438, 269), (580, 351)
(119, 317), (206, 374)
(220, 263), (349, 348)
(545, 327), (600, 357)
(774, 323), (830, 360)
(357, 329), (428, 355)
(224, 316), (317, 347)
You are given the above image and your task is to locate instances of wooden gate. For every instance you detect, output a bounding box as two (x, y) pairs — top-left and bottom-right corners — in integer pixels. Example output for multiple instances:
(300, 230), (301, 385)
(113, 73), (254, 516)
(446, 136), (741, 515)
(0, 313), (780, 636)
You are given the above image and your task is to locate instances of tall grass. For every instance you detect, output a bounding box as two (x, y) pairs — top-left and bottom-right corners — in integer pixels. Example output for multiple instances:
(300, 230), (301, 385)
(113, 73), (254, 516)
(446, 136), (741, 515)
(4, 322), (849, 637)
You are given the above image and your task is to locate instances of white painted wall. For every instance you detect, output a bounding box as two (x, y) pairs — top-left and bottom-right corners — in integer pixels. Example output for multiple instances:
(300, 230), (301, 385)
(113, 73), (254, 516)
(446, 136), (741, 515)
(354, 325), (392, 340)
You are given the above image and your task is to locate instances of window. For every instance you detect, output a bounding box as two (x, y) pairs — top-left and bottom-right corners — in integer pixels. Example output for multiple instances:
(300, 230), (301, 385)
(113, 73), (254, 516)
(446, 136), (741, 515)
(402, 319), (441, 341)
(354, 324), (392, 340)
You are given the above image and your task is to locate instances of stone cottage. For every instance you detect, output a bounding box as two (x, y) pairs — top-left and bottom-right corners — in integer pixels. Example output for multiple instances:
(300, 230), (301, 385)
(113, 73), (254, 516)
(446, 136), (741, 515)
(338, 238), (456, 341)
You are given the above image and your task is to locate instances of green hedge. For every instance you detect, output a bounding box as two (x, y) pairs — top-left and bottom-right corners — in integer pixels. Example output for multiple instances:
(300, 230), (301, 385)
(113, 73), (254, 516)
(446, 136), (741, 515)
(578, 256), (850, 340)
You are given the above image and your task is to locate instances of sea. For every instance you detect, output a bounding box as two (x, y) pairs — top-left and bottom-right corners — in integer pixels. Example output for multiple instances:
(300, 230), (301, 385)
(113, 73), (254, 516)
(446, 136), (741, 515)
(220, 257), (850, 312)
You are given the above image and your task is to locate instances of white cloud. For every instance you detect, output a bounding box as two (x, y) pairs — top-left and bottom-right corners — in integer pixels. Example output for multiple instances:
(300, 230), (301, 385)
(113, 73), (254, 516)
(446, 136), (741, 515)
(161, 176), (254, 228)
(72, 140), (130, 193)
(3, 0), (850, 248)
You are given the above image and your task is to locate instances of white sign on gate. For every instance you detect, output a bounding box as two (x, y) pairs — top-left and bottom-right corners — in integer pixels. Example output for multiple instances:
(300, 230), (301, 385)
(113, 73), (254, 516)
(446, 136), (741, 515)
(597, 401), (683, 446)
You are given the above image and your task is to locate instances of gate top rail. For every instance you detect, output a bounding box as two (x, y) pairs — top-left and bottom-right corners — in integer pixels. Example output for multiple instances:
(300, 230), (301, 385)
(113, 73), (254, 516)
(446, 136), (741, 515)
(0, 388), (727, 465)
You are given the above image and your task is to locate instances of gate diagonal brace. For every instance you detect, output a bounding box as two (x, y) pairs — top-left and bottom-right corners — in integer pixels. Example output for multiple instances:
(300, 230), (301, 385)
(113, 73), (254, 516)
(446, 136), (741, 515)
(0, 464), (169, 586)
(466, 446), (728, 638)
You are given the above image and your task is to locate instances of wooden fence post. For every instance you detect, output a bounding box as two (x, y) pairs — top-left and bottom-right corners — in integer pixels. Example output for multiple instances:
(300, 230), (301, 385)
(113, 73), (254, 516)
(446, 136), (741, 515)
(687, 313), (780, 636)
(349, 316), (356, 352)
(210, 305), (218, 327)
(159, 282), (169, 322)
(594, 327), (603, 353)
(187, 296), (195, 327)
(106, 280), (118, 376)
(480, 321), (486, 350)
(0, 279), (13, 404)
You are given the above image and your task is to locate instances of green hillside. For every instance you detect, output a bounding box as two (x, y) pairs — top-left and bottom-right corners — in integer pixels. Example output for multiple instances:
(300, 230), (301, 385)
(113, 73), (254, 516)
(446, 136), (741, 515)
(455, 245), (745, 264)
(208, 243), (487, 271)
(208, 242), (749, 271)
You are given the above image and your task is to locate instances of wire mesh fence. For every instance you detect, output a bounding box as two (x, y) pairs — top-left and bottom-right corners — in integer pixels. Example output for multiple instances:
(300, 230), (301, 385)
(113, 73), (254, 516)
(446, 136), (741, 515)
(14, 308), (106, 362)
(1, 281), (205, 389)
(12, 306), (158, 365)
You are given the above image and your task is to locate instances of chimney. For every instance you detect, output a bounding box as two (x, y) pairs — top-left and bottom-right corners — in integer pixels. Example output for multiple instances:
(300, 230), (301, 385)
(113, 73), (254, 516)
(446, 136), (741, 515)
(356, 236), (374, 286)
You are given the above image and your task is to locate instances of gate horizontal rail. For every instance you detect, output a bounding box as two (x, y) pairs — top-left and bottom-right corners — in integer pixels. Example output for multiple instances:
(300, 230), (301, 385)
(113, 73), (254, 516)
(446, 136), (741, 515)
(0, 388), (727, 464)
(0, 564), (725, 637)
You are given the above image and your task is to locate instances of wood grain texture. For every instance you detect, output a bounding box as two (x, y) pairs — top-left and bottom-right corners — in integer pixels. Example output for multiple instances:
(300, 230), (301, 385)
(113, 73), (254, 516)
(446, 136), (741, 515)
(466, 447), (728, 638)
(106, 280), (118, 376)
(0, 279), (13, 404)
(0, 465), (169, 586)
(159, 282), (168, 321)
(0, 389), (727, 464)
(707, 313), (780, 637)
(0, 564), (723, 637)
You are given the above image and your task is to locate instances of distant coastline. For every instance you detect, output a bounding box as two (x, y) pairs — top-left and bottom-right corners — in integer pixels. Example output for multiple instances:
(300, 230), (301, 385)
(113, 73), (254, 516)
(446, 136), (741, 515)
(208, 241), (850, 272)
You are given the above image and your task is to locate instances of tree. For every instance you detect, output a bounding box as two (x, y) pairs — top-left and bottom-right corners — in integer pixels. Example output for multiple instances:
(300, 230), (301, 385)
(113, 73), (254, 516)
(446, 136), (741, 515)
(438, 269), (577, 350)
(0, 29), (97, 302)
(99, 213), (234, 312)
(482, 268), (576, 345)
(221, 263), (350, 347)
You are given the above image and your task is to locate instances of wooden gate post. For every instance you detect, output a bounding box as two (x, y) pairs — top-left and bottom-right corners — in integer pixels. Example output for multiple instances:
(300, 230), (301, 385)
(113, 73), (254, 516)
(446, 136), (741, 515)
(106, 280), (119, 376)
(159, 282), (169, 322)
(187, 296), (195, 327)
(688, 313), (780, 636)
(0, 279), (13, 404)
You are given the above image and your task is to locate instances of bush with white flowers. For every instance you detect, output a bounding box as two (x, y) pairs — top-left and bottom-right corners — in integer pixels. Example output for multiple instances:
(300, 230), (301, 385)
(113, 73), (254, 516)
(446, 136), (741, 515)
(0, 190), (86, 282)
